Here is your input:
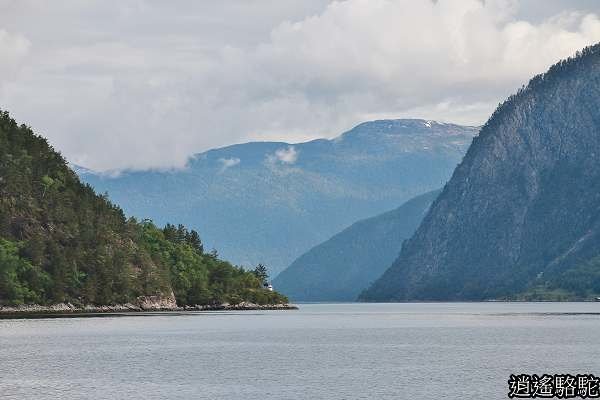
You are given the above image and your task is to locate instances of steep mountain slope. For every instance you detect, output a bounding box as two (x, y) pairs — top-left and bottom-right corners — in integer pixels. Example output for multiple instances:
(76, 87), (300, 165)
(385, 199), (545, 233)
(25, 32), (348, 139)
(80, 120), (476, 276)
(361, 44), (600, 302)
(0, 110), (286, 306)
(273, 190), (440, 302)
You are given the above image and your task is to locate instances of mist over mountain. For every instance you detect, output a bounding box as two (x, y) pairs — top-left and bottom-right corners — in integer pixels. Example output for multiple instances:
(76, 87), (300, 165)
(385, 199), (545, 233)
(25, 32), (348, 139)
(361, 44), (600, 302)
(79, 119), (476, 276)
(274, 190), (440, 302)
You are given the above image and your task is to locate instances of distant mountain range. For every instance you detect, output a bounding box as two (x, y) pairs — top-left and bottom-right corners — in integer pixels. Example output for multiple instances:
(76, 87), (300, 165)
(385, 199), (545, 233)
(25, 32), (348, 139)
(274, 190), (440, 301)
(79, 119), (477, 277)
(361, 44), (600, 302)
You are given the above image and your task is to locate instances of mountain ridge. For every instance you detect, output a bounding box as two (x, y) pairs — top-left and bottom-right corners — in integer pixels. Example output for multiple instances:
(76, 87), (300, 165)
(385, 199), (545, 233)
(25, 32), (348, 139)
(79, 119), (477, 276)
(77, 119), (479, 176)
(273, 190), (440, 302)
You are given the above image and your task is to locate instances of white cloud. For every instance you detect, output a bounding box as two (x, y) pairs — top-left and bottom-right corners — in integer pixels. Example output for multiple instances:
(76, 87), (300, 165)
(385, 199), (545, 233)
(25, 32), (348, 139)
(218, 157), (241, 172)
(0, 29), (30, 85)
(0, 1), (600, 171)
(267, 146), (299, 165)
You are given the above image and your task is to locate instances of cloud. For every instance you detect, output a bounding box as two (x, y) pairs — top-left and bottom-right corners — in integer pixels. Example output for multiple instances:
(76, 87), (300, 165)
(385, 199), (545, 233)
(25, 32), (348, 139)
(218, 157), (241, 172)
(0, 29), (30, 85)
(0, 1), (600, 171)
(249, 0), (600, 123)
(266, 146), (299, 166)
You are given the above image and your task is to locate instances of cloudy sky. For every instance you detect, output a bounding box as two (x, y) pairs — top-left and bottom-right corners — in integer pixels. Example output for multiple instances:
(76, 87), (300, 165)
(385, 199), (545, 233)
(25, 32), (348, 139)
(1, 0), (600, 171)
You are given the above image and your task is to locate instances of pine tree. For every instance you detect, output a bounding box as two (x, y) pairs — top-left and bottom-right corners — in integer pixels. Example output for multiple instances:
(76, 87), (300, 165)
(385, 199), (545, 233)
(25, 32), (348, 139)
(253, 264), (269, 285)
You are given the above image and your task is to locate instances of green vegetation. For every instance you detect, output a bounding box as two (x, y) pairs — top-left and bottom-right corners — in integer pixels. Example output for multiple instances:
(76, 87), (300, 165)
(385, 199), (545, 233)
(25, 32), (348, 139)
(0, 239), (50, 304)
(514, 286), (580, 302)
(517, 256), (600, 301)
(0, 110), (287, 306)
(552, 256), (600, 298)
(252, 263), (269, 286)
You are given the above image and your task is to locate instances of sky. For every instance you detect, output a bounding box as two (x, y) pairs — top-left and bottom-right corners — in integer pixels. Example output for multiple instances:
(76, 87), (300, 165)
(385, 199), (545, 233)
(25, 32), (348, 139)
(1, 0), (600, 172)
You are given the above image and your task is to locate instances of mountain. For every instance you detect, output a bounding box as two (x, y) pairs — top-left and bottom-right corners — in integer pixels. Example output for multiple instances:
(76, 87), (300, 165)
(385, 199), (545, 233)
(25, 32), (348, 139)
(273, 190), (440, 302)
(0, 110), (287, 307)
(361, 44), (600, 302)
(79, 119), (477, 277)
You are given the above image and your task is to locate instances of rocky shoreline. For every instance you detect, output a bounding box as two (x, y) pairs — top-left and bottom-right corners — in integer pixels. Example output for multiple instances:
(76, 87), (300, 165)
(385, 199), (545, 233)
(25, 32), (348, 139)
(0, 296), (298, 316)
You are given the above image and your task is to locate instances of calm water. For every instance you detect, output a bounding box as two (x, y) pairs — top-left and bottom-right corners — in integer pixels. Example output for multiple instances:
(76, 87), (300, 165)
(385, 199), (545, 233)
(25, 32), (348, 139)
(1, 303), (600, 399)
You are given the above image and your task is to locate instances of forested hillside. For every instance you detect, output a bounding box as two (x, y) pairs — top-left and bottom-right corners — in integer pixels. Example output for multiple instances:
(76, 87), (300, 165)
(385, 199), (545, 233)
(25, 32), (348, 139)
(0, 110), (286, 306)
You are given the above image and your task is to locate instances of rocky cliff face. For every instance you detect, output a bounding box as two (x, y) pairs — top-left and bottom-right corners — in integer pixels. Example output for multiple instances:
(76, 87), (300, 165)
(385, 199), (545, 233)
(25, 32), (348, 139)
(361, 44), (600, 301)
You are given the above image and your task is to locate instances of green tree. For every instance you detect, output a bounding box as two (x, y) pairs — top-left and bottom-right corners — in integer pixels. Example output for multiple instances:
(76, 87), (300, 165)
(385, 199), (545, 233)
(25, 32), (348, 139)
(253, 264), (269, 286)
(0, 239), (50, 304)
(186, 229), (203, 254)
(40, 175), (54, 198)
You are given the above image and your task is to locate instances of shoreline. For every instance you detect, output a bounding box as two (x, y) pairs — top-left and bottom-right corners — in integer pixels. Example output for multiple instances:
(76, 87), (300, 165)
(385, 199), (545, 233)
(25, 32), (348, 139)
(0, 301), (298, 318)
